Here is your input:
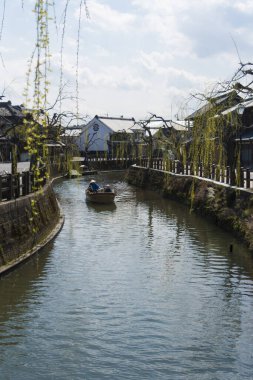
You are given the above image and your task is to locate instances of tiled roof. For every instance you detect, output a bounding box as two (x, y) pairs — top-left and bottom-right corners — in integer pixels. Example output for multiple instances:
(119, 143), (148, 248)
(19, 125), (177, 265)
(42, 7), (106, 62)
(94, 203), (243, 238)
(166, 120), (188, 131)
(131, 120), (187, 134)
(0, 101), (24, 121)
(62, 128), (82, 137)
(185, 91), (242, 120)
(96, 116), (135, 133)
(220, 98), (253, 116)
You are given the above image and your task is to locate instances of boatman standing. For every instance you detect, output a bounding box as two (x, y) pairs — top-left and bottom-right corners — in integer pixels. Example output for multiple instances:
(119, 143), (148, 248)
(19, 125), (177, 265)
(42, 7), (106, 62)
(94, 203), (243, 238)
(88, 179), (100, 192)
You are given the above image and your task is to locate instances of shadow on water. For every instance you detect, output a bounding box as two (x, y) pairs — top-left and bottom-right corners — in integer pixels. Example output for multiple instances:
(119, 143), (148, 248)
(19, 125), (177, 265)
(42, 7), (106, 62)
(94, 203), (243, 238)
(0, 242), (54, 325)
(86, 201), (117, 213)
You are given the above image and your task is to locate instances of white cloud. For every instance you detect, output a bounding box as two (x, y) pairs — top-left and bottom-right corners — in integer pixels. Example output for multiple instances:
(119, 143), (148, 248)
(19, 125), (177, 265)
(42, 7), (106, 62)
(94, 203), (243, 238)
(85, 1), (136, 32)
(131, 0), (253, 59)
(234, 1), (253, 13)
(1, 0), (253, 120)
(135, 51), (212, 88)
(78, 65), (147, 91)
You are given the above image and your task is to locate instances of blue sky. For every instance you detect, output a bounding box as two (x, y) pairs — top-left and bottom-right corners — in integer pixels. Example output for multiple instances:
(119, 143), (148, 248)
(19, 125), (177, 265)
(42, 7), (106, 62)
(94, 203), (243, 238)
(0, 0), (253, 121)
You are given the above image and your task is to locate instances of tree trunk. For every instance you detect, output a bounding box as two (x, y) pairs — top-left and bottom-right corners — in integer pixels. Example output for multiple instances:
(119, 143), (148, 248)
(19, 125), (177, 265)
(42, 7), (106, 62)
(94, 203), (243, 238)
(11, 145), (17, 175)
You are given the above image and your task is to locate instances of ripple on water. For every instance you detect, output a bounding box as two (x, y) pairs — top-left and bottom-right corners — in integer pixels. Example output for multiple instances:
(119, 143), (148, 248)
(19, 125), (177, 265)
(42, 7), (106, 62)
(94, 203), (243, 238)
(0, 176), (253, 379)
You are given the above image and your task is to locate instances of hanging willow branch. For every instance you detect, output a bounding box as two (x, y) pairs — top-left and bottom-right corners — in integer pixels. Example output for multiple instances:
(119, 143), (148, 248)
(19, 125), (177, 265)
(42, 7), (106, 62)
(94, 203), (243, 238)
(188, 85), (243, 186)
(51, 0), (58, 35)
(59, 0), (70, 114)
(75, 0), (90, 123)
(22, 0), (90, 182)
(0, 0), (6, 41)
(75, 0), (84, 122)
(83, 0), (90, 19)
(22, 0), (52, 188)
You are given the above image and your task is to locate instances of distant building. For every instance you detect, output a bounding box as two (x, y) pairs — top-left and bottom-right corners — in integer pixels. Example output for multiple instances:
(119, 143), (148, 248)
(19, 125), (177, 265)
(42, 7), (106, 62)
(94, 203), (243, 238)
(76, 115), (136, 155)
(0, 100), (24, 128)
(151, 120), (189, 159)
(184, 90), (253, 168)
(221, 99), (253, 168)
(0, 100), (25, 162)
(184, 90), (242, 123)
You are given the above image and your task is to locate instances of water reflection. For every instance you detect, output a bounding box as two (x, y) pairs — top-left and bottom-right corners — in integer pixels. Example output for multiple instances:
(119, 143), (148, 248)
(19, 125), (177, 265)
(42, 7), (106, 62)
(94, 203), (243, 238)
(86, 202), (117, 213)
(135, 187), (253, 279)
(0, 243), (53, 348)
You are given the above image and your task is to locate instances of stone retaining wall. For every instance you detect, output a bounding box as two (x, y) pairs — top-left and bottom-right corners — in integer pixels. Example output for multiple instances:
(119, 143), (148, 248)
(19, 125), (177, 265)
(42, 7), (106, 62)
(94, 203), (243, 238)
(126, 165), (253, 251)
(0, 182), (64, 275)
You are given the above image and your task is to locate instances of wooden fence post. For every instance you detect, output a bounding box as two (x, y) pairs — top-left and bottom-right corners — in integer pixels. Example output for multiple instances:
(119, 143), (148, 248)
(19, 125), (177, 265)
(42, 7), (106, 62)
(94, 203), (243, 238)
(185, 162), (189, 175)
(7, 174), (13, 200)
(246, 168), (251, 188)
(15, 174), (20, 198)
(30, 172), (34, 192)
(25, 171), (30, 195)
(226, 166), (230, 184)
(172, 160), (175, 173)
(176, 161), (181, 174)
(215, 166), (220, 182)
(221, 167), (225, 183)
(240, 167), (244, 188)
(211, 164), (215, 180)
(190, 163), (194, 175)
(199, 163), (203, 177)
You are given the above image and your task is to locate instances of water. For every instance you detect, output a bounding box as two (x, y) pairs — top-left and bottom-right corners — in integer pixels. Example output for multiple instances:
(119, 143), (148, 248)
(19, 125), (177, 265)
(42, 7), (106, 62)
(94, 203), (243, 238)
(0, 171), (253, 380)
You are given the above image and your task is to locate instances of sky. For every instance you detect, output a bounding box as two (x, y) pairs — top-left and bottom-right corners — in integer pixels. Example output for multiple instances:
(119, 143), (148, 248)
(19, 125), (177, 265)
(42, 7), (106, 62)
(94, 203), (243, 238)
(0, 0), (253, 122)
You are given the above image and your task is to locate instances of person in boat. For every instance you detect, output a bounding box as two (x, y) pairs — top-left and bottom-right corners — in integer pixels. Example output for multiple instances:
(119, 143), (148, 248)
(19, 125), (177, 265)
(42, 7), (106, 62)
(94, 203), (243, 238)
(104, 184), (112, 192)
(88, 179), (100, 192)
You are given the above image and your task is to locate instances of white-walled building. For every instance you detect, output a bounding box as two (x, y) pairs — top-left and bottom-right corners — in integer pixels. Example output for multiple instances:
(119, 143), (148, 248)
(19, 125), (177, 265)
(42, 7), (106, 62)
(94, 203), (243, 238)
(76, 115), (136, 154)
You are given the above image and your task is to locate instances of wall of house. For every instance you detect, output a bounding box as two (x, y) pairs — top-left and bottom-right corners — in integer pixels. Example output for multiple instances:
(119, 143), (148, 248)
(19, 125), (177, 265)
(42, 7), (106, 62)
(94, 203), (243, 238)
(126, 165), (253, 251)
(0, 182), (64, 275)
(77, 118), (111, 153)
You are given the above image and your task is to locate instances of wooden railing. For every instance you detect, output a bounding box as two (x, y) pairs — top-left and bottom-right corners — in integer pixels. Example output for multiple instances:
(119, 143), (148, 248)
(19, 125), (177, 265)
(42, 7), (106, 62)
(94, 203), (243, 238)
(86, 155), (134, 163)
(2, 155), (251, 202)
(83, 154), (253, 189)
(0, 169), (47, 202)
(137, 158), (253, 190)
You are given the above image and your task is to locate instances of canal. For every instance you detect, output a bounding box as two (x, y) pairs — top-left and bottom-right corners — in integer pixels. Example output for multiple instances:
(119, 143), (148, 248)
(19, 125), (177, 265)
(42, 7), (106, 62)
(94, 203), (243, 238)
(0, 171), (253, 379)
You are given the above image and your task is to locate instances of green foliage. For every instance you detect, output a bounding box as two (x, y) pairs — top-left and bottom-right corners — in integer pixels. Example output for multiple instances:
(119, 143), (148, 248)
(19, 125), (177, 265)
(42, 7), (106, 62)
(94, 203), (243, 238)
(22, 0), (51, 188)
(189, 93), (242, 184)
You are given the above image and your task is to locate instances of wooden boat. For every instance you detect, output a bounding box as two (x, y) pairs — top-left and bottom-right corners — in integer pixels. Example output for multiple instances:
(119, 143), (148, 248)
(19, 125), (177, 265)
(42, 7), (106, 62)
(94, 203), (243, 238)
(67, 169), (82, 178)
(85, 188), (116, 204)
(80, 164), (98, 176)
(82, 170), (98, 176)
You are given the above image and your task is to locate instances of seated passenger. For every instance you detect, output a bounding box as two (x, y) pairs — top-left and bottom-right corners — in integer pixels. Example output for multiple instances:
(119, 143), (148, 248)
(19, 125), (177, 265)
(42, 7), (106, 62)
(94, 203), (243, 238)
(104, 184), (112, 192)
(88, 179), (100, 192)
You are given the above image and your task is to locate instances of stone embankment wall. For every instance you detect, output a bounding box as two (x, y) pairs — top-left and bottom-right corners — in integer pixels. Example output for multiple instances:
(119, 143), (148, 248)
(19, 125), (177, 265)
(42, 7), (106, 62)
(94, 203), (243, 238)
(0, 183), (64, 275)
(126, 165), (253, 251)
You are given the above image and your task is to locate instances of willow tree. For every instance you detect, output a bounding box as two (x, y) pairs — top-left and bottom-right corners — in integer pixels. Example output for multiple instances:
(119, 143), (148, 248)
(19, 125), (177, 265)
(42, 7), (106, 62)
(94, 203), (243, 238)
(6, 0), (89, 186)
(134, 114), (187, 171)
(187, 62), (253, 185)
(133, 114), (159, 168)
